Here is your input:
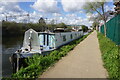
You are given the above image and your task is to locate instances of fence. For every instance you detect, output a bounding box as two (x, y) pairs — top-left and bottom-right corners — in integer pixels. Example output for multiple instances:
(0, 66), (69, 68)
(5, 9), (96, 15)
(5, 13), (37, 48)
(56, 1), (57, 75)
(100, 14), (120, 45)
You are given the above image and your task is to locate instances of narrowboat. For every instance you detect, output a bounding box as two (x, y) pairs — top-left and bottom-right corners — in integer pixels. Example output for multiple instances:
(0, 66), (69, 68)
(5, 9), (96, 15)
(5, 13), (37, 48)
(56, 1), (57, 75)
(10, 28), (83, 72)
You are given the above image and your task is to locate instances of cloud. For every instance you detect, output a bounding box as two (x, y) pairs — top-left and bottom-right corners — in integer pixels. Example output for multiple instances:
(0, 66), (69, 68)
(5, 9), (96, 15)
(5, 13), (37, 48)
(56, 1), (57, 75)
(0, 0), (37, 2)
(66, 14), (77, 18)
(0, 2), (44, 23)
(86, 13), (98, 19)
(0, 2), (23, 14)
(0, 2), (31, 22)
(61, 0), (85, 12)
(50, 13), (92, 27)
(29, 11), (43, 23)
(62, 14), (92, 27)
(31, 0), (60, 13)
(61, 0), (113, 12)
(79, 10), (84, 13)
(53, 13), (62, 17)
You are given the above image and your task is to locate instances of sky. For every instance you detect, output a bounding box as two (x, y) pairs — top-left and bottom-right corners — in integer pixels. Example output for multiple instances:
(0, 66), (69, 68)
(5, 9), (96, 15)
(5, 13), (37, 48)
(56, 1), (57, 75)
(0, 0), (115, 27)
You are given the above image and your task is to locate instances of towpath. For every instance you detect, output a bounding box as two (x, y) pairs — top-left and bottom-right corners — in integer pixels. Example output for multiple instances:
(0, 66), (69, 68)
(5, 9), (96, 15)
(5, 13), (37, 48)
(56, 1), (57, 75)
(39, 31), (108, 78)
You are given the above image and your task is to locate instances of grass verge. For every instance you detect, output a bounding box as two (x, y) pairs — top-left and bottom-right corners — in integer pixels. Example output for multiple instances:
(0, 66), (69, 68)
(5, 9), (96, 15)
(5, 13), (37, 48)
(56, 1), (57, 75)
(97, 32), (119, 80)
(3, 32), (92, 80)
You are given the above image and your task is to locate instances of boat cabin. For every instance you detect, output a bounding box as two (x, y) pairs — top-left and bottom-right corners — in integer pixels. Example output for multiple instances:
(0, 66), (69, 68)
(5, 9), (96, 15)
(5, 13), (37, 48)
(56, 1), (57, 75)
(22, 29), (83, 53)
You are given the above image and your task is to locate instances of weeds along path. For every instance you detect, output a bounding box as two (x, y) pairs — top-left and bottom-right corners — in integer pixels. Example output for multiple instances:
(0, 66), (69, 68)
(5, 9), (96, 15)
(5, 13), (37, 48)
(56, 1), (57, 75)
(39, 31), (108, 78)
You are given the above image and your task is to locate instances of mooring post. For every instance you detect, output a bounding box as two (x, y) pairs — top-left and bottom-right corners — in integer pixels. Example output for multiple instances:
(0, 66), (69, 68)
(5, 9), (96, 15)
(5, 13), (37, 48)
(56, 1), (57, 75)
(16, 53), (20, 72)
(16, 57), (19, 72)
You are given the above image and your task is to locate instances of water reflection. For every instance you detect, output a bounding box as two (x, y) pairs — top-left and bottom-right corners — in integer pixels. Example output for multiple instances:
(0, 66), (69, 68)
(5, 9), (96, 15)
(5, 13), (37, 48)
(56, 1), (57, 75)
(2, 36), (23, 77)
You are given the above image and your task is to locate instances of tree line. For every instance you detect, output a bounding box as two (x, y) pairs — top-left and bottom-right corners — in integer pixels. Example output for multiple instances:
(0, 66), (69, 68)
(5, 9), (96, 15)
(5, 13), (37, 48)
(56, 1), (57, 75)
(2, 21), (68, 37)
(2, 17), (89, 37)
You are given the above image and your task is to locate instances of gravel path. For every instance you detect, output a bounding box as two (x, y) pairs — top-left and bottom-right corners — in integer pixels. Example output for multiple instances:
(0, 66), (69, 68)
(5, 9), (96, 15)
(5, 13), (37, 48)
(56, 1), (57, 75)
(39, 31), (108, 78)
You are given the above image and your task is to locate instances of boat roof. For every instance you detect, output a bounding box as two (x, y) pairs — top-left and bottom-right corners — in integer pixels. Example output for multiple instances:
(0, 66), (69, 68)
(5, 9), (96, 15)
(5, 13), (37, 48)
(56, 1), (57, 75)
(26, 29), (82, 35)
(38, 32), (55, 35)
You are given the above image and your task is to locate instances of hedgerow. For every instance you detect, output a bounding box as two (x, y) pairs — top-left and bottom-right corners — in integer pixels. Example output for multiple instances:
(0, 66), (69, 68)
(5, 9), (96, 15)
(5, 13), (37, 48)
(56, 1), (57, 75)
(11, 32), (91, 79)
(97, 32), (119, 80)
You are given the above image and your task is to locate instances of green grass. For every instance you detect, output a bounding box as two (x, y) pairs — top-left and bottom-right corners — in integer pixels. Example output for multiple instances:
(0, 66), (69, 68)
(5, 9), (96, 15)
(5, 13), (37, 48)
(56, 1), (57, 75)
(8, 32), (92, 79)
(97, 32), (120, 80)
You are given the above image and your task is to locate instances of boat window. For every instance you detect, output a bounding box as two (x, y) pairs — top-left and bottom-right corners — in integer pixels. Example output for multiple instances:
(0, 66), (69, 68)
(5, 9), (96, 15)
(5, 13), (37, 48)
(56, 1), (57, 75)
(39, 34), (44, 46)
(75, 33), (77, 37)
(70, 34), (73, 39)
(49, 35), (55, 48)
(63, 35), (66, 41)
(43, 34), (45, 45)
(47, 34), (49, 46)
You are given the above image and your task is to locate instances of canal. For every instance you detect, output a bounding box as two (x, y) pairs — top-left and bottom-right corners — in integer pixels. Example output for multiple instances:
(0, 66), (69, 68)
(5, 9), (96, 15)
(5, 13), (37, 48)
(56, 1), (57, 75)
(2, 36), (23, 77)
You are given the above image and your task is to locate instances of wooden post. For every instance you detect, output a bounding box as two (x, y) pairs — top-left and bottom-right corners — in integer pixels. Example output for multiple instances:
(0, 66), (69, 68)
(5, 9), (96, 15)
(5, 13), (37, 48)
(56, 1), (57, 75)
(16, 57), (19, 72)
(16, 53), (21, 72)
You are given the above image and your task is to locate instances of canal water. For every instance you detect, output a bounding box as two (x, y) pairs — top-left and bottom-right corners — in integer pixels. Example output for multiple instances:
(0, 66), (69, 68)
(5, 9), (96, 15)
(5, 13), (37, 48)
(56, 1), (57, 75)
(2, 36), (23, 77)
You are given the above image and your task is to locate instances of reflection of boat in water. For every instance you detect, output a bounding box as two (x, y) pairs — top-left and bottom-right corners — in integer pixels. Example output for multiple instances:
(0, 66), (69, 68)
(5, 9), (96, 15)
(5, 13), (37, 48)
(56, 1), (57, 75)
(11, 28), (83, 72)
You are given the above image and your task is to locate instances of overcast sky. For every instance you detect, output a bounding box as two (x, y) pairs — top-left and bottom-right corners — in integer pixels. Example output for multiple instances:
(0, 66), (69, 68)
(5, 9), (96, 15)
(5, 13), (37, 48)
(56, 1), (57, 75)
(0, 0), (114, 27)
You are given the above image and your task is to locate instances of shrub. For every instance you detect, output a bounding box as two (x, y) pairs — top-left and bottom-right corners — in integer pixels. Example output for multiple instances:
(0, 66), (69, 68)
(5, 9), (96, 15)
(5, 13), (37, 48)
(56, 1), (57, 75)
(12, 64), (42, 79)
(40, 56), (54, 69)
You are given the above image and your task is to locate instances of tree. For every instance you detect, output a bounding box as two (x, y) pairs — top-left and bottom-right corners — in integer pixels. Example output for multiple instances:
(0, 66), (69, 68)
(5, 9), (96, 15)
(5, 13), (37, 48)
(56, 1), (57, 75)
(114, 1), (120, 15)
(50, 19), (55, 25)
(92, 21), (99, 30)
(83, 0), (108, 37)
(38, 17), (46, 31)
(57, 23), (67, 29)
(81, 25), (88, 32)
(38, 17), (46, 24)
